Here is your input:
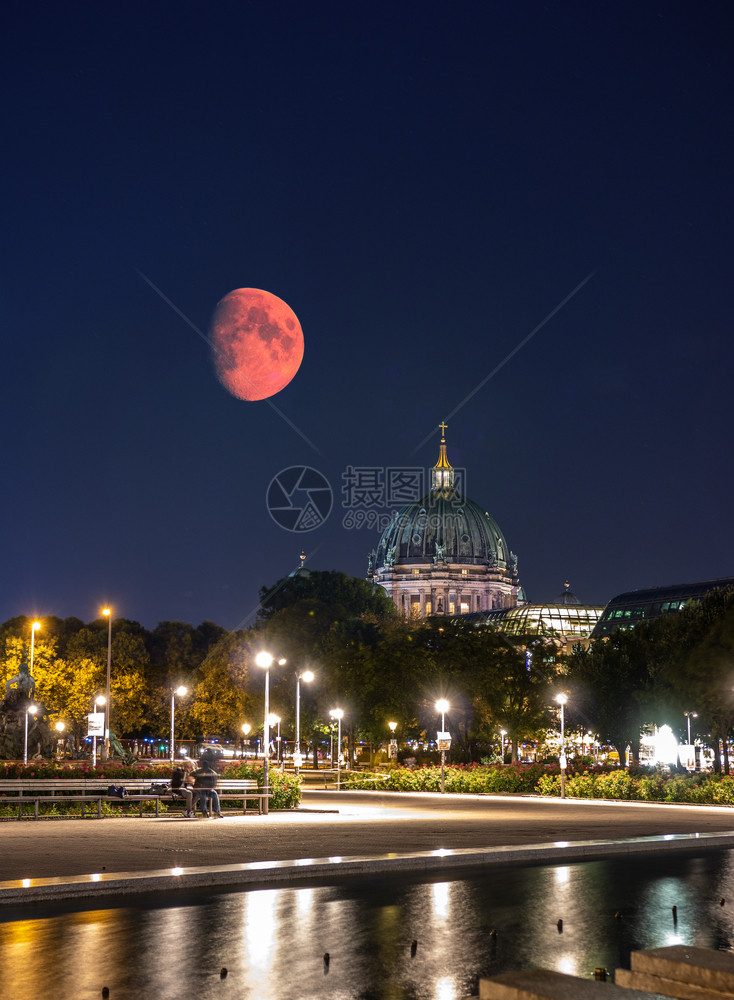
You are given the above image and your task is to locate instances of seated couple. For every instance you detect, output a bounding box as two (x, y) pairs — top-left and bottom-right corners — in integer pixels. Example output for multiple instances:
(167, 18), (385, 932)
(171, 760), (223, 818)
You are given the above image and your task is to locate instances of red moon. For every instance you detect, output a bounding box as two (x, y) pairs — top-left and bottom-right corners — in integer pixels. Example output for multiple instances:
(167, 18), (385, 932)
(208, 288), (304, 401)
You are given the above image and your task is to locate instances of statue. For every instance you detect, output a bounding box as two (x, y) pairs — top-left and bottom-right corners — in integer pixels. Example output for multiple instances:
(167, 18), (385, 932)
(0, 695), (54, 761)
(0, 648), (53, 760)
(109, 730), (137, 765)
(5, 648), (36, 702)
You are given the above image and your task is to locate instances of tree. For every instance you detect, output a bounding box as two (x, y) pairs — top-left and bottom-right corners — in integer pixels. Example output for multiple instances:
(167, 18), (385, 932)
(652, 586), (734, 773)
(480, 638), (557, 760)
(403, 617), (553, 762)
(188, 629), (254, 740)
(566, 627), (655, 766)
(258, 569), (397, 622)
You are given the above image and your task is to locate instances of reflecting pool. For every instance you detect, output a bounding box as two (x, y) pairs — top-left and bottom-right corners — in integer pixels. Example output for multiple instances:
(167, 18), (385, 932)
(4, 850), (734, 1000)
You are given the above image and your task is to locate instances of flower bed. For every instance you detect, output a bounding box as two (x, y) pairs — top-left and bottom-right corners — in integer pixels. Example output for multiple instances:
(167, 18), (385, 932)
(344, 762), (734, 804)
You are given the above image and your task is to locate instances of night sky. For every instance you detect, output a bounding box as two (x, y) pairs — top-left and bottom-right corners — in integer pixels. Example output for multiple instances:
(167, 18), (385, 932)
(4, 2), (733, 631)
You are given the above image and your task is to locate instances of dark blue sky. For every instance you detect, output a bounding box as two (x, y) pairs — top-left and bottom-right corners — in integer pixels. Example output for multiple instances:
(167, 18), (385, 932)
(3, 1), (733, 630)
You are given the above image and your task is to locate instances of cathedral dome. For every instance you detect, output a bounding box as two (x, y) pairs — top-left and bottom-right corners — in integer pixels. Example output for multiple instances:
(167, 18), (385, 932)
(372, 493), (513, 571)
(555, 581), (580, 605)
(368, 426), (520, 618)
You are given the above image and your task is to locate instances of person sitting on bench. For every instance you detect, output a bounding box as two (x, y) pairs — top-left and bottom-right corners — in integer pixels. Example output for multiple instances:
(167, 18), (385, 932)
(191, 760), (223, 818)
(171, 761), (195, 817)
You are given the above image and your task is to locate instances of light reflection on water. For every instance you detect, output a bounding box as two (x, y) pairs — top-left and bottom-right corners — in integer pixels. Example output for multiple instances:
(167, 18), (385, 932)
(4, 850), (734, 999)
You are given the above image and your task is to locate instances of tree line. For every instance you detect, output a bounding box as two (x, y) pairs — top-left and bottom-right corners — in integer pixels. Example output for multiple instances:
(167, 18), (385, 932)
(565, 583), (734, 771)
(3, 571), (733, 766)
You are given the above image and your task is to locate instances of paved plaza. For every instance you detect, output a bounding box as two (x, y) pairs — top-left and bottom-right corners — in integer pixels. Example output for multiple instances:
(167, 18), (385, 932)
(2, 789), (734, 905)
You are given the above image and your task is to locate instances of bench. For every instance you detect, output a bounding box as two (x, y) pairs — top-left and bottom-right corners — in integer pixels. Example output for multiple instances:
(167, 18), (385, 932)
(0, 779), (161, 819)
(0, 778), (272, 820)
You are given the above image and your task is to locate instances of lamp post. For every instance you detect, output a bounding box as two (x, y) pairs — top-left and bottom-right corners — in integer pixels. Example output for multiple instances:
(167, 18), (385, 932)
(435, 698), (450, 794)
(92, 694), (106, 766)
(500, 728), (507, 762)
(388, 721), (398, 762)
(55, 721), (65, 760)
(102, 608), (112, 759)
(684, 711), (698, 745)
(556, 693), (568, 799)
(295, 670), (314, 773)
(255, 652), (285, 816)
(330, 709), (344, 788)
(29, 620), (41, 675)
(268, 714), (281, 768)
(170, 686), (188, 763)
(241, 723), (251, 759)
(24, 704), (38, 765)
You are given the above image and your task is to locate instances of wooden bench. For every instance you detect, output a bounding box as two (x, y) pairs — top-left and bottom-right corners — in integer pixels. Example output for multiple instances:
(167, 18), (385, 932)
(0, 778), (272, 819)
(0, 779), (161, 819)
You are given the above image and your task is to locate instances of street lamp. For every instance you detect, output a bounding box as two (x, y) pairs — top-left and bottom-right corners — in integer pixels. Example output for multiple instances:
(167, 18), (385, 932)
(500, 728), (507, 762)
(24, 704), (38, 765)
(29, 621), (41, 675)
(241, 723), (251, 758)
(330, 708), (344, 788)
(55, 720), (65, 760)
(92, 694), (106, 766)
(256, 651), (285, 815)
(268, 713), (281, 764)
(295, 669), (314, 773)
(102, 608), (112, 758)
(388, 721), (398, 763)
(556, 693), (568, 799)
(170, 685), (188, 762)
(684, 711), (698, 745)
(435, 698), (450, 794)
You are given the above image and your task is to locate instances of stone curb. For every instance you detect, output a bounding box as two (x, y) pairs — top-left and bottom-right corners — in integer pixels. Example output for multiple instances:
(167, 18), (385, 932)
(3, 830), (734, 907)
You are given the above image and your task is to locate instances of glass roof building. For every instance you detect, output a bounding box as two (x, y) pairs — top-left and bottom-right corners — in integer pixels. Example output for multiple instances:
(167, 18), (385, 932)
(457, 583), (604, 648)
(590, 577), (734, 639)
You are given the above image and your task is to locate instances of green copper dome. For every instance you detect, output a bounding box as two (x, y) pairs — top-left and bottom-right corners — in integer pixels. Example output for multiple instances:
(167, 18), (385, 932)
(372, 491), (515, 571)
(370, 427), (517, 573)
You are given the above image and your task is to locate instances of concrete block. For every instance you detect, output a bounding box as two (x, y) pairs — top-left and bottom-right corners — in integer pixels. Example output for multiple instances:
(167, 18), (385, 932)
(625, 946), (734, 994)
(478, 968), (669, 999)
(615, 966), (734, 999)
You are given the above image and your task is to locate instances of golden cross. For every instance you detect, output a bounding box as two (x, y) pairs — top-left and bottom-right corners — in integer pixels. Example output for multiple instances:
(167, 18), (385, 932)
(439, 421), (448, 437)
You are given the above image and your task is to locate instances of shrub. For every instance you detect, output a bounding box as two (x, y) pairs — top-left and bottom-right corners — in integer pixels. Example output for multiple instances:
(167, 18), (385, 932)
(221, 760), (301, 809)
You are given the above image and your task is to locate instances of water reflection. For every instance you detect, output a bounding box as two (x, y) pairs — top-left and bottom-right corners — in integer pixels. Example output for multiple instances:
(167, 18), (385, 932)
(3, 851), (734, 999)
